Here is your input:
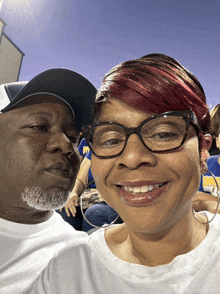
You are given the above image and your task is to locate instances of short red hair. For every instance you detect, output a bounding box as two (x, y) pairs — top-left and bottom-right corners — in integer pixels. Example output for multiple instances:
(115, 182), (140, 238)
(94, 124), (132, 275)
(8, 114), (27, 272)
(95, 54), (210, 133)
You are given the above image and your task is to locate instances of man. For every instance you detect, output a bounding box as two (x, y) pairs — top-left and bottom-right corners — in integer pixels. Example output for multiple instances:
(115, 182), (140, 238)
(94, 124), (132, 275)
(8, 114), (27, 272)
(0, 68), (96, 293)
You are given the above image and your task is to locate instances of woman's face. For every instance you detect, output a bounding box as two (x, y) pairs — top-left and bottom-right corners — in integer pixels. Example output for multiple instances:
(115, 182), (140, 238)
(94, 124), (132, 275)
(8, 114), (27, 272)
(91, 97), (202, 234)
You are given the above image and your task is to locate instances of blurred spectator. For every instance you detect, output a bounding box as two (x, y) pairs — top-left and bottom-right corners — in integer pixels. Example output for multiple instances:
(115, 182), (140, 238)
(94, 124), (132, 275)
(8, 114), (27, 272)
(57, 138), (91, 230)
(198, 104), (220, 195)
(209, 104), (220, 155)
(195, 105), (220, 212)
(78, 137), (90, 160)
(193, 105), (220, 213)
(198, 154), (220, 196)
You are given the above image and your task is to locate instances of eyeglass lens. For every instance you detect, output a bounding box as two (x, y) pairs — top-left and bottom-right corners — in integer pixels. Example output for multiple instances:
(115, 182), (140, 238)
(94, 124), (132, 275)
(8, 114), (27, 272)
(91, 115), (188, 157)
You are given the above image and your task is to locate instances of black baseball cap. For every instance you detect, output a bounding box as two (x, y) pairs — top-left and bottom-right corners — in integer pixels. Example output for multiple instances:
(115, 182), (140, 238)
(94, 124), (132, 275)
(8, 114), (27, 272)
(0, 68), (97, 130)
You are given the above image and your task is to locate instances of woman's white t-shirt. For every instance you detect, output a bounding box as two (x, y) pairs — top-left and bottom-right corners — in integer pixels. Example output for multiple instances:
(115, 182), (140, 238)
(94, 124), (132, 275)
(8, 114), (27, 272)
(30, 212), (220, 294)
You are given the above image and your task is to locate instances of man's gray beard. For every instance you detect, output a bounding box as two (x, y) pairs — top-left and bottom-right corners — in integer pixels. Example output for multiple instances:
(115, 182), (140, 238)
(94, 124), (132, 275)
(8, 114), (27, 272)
(21, 187), (70, 211)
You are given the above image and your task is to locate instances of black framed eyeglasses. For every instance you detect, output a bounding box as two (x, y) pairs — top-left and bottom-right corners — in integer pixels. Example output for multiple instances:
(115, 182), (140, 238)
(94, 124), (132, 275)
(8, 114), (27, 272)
(82, 110), (201, 159)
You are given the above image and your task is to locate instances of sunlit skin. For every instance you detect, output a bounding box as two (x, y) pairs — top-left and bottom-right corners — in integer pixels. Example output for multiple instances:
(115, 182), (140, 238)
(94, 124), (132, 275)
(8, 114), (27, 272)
(0, 97), (80, 224)
(91, 97), (209, 266)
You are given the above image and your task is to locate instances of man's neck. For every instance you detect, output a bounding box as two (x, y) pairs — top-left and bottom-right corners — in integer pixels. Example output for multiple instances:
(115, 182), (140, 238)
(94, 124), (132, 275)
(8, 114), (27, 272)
(0, 205), (53, 224)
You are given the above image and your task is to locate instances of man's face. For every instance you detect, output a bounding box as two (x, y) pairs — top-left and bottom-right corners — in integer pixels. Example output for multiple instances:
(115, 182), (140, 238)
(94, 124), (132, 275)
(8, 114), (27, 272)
(0, 99), (80, 214)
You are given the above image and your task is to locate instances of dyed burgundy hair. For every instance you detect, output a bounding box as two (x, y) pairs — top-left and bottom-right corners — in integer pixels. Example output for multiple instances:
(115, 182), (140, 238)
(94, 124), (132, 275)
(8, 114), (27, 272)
(95, 53), (210, 132)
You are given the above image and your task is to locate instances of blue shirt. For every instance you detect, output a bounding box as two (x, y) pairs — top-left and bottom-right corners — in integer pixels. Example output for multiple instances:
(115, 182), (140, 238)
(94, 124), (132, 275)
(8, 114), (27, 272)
(85, 151), (95, 188)
(78, 139), (95, 188)
(199, 155), (220, 196)
(78, 138), (90, 157)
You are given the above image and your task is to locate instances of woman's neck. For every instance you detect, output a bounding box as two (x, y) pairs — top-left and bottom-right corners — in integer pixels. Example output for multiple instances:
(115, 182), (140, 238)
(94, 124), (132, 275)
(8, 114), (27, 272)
(105, 211), (208, 267)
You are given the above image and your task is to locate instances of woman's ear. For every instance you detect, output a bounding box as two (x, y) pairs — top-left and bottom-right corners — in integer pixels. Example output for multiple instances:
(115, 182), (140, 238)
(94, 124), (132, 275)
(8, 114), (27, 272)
(201, 149), (210, 162)
(199, 134), (212, 156)
(199, 134), (212, 175)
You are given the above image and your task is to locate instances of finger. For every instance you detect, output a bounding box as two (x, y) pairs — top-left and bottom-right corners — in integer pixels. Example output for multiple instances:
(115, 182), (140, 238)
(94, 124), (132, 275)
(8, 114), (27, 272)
(65, 206), (71, 217)
(70, 206), (77, 217)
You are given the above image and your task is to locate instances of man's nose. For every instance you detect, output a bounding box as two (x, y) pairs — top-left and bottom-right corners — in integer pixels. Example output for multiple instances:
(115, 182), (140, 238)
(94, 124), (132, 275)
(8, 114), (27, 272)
(46, 132), (75, 158)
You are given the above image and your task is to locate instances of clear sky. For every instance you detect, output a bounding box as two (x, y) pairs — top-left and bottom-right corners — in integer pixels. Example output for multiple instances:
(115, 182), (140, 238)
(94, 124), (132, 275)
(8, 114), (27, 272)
(1, 0), (219, 108)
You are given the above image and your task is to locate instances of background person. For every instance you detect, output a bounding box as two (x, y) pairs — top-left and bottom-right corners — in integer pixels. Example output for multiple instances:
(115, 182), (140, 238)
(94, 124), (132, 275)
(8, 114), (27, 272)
(208, 104), (220, 156)
(0, 68), (96, 294)
(68, 150), (98, 216)
(30, 54), (220, 294)
(57, 138), (95, 229)
(198, 154), (220, 197)
(194, 104), (220, 213)
(78, 137), (91, 160)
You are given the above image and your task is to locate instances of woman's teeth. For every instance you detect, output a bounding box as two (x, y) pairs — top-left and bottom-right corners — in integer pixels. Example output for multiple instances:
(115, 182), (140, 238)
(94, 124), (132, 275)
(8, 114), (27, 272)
(122, 183), (163, 194)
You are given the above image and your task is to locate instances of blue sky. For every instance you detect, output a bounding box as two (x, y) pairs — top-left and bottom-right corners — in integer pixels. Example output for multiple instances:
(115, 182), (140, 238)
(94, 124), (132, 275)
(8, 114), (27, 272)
(1, 0), (219, 108)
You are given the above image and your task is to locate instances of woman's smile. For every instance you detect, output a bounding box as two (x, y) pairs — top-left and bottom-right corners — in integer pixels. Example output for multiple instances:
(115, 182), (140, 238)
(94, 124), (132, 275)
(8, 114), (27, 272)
(119, 183), (167, 206)
(116, 181), (168, 206)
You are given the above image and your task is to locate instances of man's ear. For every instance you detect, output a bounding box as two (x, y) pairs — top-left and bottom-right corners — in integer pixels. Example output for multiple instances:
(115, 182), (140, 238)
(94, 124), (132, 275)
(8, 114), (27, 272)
(199, 133), (212, 162)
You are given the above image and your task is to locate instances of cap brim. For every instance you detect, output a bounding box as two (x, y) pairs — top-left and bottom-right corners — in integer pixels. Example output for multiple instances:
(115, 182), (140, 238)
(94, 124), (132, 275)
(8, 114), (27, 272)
(10, 92), (76, 118)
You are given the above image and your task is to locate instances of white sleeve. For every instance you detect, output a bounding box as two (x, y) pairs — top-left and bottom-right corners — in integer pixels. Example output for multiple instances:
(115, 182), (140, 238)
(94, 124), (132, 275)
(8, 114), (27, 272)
(28, 258), (54, 294)
(29, 238), (93, 294)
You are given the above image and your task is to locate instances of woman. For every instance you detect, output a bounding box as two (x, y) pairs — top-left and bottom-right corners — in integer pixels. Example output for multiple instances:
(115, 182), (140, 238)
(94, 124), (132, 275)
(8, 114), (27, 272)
(30, 54), (220, 294)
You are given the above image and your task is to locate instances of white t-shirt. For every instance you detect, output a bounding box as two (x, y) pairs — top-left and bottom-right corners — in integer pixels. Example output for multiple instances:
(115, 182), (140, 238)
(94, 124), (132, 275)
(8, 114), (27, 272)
(30, 212), (220, 294)
(0, 211), (87, 294)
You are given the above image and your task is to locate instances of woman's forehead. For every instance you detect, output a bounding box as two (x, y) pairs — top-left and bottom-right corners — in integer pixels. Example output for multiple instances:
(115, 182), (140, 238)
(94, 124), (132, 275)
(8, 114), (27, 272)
(97, 97), (157, 125)
(100, 97), (155, 114)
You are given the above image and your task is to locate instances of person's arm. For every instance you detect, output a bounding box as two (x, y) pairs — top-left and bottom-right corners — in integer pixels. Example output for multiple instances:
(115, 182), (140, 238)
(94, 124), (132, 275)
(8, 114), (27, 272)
(192, 191), (220, 214)
(62, 179), (85, 217)
(61, 157), (91, 217)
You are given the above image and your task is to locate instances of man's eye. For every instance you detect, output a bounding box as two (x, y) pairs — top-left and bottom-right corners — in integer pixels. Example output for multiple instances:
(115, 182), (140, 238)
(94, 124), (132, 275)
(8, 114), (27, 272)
(29, 125), (48, 131)
(67, 136), (78, 144)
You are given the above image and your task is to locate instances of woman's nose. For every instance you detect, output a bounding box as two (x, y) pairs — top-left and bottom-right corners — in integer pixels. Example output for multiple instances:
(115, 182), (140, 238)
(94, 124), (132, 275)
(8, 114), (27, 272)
(116, 134), (157, 169)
